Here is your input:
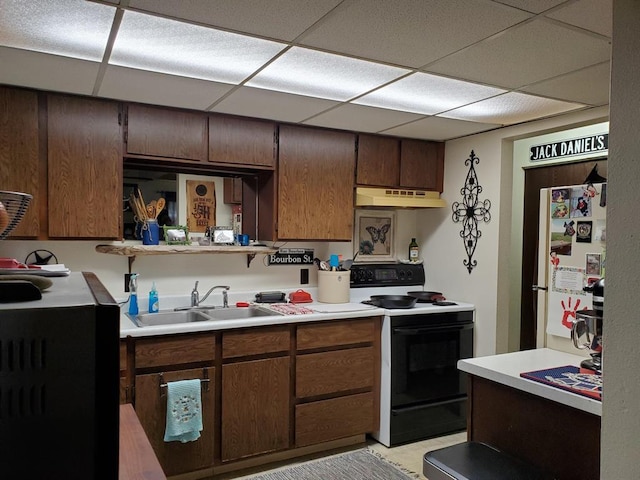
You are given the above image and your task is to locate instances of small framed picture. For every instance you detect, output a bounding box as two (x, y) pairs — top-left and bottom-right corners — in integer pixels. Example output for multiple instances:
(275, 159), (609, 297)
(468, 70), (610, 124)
(163, 225), (190, 245)
(354, 209), (396, 262)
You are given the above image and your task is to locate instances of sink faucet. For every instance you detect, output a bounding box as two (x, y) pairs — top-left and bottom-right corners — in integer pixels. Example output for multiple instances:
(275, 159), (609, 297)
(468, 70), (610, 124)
(191, 281), (230, 308)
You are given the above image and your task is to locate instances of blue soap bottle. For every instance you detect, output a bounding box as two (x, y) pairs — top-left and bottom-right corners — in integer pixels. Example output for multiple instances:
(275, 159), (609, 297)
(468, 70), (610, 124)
(148, 281), (159, 313)
(128, 273), (139, 316)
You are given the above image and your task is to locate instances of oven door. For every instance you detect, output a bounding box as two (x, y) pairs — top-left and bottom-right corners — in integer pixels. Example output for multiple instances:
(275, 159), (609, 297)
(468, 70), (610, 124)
(390, 312), (473, 408)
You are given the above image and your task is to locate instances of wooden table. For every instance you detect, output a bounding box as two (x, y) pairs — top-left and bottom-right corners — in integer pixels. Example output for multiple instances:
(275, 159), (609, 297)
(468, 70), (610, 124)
(120, 404), (167, 480)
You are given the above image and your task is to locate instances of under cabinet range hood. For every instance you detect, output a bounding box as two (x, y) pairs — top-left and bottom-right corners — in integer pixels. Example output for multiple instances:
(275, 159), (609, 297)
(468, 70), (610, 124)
(355, 187), (446, 208)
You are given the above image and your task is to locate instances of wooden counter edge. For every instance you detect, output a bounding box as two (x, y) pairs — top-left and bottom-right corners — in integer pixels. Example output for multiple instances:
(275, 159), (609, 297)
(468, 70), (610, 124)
(120, 403), (167, 480)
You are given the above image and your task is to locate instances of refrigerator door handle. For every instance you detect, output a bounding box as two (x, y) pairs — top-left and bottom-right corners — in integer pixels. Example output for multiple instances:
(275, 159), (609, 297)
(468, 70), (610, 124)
(532, 285), (548, 291)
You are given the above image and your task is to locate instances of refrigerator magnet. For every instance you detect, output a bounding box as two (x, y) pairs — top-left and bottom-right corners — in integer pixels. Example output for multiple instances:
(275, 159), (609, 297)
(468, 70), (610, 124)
(576, 221), (593, 243)
(586, 253), (601, 275)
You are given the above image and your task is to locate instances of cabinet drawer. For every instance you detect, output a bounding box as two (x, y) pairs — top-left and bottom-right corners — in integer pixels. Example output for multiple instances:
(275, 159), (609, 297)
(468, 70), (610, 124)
(295, 392), (374, 447)
(135, 333), (216, 369)
(297, 318), (376, 350)
(296, 346), (374, 398)
(223, 326), (290, 359)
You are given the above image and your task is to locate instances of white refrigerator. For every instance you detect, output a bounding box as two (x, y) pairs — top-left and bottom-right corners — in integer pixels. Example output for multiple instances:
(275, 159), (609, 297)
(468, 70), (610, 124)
(535, 182), (607, 349)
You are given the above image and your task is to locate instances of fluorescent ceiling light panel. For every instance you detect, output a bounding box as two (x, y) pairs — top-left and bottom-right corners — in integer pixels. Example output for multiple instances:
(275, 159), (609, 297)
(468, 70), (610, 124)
(0, 0), (115, 61)
(440, 91), (585, 125)
(246, 47), (409, 101)
(110, 11), (286, 83)
(353, 72), (506, 115)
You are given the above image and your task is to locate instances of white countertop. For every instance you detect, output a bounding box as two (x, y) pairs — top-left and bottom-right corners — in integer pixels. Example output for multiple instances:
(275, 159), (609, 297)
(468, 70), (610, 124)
(120, 289), (475, 338)
(0, 272), (96, 310)
(458, 348), (602, 416)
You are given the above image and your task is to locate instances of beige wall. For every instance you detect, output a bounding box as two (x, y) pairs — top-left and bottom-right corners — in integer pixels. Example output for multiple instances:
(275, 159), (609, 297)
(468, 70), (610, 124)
(601, 0), (639, 477)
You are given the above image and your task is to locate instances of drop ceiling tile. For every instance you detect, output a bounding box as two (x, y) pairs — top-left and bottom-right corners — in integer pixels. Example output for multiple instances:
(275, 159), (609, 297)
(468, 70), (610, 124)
(520, 62), (610, 106)
(440, 92), (585, 125)
(128, 0), (342, 41)
(298, 0), (532, 68)
(546, 0), (612, 37)
(427, 18), (611, 89)
(302, 104), (423, 133)
(110, 10), (285, 83)
(99, 66), (234, 110)
(246, 47), (409, 101)
(211, 86), (339, 123)
(382, 116), (500, 141)
(494, 0), (567, 14)
(0, 0), (115, 61)
(0, 46), (99, 95)
(353, 72), (506, 115)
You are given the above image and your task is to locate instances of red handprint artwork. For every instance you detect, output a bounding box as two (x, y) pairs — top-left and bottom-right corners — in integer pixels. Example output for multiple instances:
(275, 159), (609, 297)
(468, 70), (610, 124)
(560, 297), (588, 329)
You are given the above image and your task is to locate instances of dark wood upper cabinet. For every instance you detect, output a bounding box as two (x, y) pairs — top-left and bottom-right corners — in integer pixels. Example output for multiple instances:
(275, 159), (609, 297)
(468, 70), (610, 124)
(356, 134), (444, 192)
(209, 114), (276, 169)
(277, 125), (356, 241)
(126, 104), (208, 162)
(0, 86), (40, 237)
(47, 94), (122, 238)
(356, 134), (400, 187)
(400, 139), (444, 192)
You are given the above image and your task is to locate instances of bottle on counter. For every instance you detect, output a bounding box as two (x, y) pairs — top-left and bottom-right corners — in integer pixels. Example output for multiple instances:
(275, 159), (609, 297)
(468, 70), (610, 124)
(409, 238), (419, 262)
(148, 281), (159, 313)
(128, 273), (139, 316)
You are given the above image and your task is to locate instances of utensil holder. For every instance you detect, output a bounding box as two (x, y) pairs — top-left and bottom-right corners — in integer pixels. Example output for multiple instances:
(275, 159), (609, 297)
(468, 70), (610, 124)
(142, 219), (160, 245)
(317, 270), (350, 303)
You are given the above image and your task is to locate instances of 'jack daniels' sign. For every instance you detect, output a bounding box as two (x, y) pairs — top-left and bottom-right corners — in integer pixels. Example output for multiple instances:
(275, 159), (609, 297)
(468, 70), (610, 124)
(530, 133), (608, 161)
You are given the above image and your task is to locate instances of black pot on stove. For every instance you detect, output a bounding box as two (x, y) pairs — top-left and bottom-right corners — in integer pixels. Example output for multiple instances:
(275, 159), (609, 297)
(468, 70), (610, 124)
(584, 278), (604, 316)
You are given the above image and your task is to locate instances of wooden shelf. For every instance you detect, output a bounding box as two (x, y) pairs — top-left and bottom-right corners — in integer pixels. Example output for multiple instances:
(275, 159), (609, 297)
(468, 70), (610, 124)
(95, 244), (277, 269)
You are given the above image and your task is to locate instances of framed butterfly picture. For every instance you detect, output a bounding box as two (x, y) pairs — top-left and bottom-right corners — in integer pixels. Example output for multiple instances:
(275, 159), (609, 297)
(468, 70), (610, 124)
(354, 209), (396, 262)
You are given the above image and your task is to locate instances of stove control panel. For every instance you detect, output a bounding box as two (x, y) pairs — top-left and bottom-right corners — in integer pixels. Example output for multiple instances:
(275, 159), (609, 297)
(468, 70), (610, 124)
(350, 263), (425, 287)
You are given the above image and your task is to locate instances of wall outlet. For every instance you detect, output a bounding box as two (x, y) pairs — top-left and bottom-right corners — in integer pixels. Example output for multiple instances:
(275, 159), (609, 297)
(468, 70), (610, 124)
(300, 268), (309, 285)
(124, 273), (133, 292)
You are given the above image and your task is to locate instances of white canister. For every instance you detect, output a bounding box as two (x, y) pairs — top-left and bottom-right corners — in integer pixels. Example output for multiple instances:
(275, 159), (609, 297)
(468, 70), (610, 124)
(317, 270), (351, 303)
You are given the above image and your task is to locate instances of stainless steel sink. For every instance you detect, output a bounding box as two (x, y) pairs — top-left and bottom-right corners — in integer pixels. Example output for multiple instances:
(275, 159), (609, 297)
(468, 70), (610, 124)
(131, 310), (211, 327)
(198, 306), (279, 320)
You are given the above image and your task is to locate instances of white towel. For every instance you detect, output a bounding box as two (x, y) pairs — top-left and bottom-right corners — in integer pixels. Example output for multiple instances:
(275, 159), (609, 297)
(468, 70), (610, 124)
(163, 379), (203, 443)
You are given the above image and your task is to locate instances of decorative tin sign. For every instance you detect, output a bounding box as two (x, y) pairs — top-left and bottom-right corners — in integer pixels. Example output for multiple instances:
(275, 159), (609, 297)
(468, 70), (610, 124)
(268, 248), (314, 266)
(186, 180), (215, 233)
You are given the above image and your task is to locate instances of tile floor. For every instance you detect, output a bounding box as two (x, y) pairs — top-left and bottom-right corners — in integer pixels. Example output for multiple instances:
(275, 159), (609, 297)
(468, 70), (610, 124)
(214, 432), (467, 479)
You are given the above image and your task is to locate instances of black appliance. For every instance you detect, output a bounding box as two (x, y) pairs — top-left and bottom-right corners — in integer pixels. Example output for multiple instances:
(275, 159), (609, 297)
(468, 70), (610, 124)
(349, 263), (474, 447)
(390, 310), (474, 445)
(0, 272), (120, 479)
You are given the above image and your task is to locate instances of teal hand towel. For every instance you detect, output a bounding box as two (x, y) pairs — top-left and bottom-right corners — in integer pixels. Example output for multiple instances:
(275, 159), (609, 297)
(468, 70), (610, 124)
(163, 379), (203, 443)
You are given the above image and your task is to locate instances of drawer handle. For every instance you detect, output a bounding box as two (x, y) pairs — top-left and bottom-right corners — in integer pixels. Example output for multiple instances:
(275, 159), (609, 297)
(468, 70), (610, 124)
(159, 369), (210, 396)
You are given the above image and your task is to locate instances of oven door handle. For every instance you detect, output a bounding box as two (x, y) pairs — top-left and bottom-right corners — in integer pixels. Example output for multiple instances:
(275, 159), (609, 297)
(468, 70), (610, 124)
(393, 324), (473, 335)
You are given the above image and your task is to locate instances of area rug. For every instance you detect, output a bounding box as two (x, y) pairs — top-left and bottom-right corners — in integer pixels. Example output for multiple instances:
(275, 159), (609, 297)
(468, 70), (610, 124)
(242, 448), (420, 480)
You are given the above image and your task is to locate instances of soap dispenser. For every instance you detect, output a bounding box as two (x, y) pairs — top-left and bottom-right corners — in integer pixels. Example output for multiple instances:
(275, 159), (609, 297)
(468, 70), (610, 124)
(148, 281), (159, 313)
(128, 273), (139, 316)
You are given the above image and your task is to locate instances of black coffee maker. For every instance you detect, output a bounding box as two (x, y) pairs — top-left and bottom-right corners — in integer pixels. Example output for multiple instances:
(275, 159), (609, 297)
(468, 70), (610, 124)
(571, 278), (604, 373)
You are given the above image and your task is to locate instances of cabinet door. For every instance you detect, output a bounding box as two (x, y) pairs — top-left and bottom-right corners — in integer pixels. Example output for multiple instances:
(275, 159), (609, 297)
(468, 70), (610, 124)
(356, 134), (400, 187)
(0, 87), (40, 237)
(223, 177), (242, 204)
(209, 115), (276, 168)
(221, 357), (290, 462)
(400, 139), (444, 191)
(278, 125), (355, 240)
(47, 95), (122, 238)
(135, 367), (215, 476)
(126, 104), (208, 162)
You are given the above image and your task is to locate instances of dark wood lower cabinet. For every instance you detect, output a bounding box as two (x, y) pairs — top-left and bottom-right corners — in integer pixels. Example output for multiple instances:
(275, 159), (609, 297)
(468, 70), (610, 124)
(221, 357), (290, 462)
(469, 376), (600, 480)
(296, 392), (375, 447)
(135, 367), (216, 477)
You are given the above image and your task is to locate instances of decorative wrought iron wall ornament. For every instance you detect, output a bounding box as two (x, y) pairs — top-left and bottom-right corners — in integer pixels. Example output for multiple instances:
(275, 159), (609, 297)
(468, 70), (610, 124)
(452, 150), (492, 274)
